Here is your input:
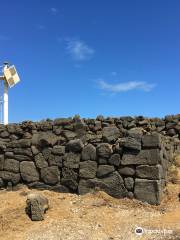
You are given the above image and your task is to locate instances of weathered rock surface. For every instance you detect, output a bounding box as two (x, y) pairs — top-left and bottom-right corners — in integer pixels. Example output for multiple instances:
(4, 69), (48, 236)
(97, 165), (115, 178)
(136, 165), (163, 180)
(81, 144), (96, 161)
(102, 126), (120, 143)
(79, 171), (128, 198)
(118, 166), (135, 176)
(134, 179), (162, 205)
(20, 161), (39, 182)
(63, 153), (80, 169)
(79, 161), (97, 179)
(121, 149), (162, 165)
(108, 154), (121, 166)
(96, 143), (112, 158)
(40, 166), (60, 185)
(26, 193), (49, 221)
(67, 139), (84, 152)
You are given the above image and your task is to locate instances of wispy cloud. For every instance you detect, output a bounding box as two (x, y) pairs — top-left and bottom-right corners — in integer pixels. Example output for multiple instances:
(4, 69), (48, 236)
(50, 7), (58, 15)
(0, 35), (9, 41)
(66, 39), (95, 61)
(98, 79), (156, 93)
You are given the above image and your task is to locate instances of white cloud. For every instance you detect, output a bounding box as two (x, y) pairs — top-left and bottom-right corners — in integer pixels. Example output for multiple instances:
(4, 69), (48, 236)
(98, 79), (156, 93)
(66, 39), (95, 61)
(50, 7), (58, 15)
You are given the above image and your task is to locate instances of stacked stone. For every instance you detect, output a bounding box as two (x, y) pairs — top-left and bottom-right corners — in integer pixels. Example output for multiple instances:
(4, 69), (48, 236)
(0, 115), (178, 205)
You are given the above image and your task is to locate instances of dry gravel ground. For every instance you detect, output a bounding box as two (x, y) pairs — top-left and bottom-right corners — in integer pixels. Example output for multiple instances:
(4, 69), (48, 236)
(0, 183), (179, 240)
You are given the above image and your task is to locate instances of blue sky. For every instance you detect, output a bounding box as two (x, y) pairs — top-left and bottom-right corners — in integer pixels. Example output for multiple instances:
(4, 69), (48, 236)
(0, 0), (179, 123)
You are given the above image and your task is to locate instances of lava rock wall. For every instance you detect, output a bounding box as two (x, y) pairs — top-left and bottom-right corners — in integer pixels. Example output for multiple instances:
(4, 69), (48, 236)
(0, 114), (179, 205)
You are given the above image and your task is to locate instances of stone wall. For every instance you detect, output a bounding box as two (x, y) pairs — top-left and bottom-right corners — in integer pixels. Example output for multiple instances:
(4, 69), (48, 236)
(0, 114), (179, 205)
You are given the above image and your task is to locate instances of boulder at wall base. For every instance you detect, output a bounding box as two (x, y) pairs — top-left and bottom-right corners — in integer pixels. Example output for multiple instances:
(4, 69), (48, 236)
(26, 192), (49, 221)
(20, 161), (39, 183)
(78, 171), (128, 198)
(134, 178), (162, 205)
(81, 144), (96, 161)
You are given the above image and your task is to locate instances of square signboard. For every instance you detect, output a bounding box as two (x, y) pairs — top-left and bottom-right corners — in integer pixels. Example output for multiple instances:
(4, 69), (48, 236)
(4, 65), (20, 88)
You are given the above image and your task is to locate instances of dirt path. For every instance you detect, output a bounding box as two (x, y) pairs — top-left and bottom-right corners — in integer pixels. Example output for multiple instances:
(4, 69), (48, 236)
(0, 184), (179, 240)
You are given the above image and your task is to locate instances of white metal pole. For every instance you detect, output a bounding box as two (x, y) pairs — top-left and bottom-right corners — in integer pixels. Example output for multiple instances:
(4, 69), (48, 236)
(4, 80), (8, 125)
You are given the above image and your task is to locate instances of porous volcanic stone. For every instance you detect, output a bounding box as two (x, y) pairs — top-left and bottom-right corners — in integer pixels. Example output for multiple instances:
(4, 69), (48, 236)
(118, 166), (135, 176)
(102, 126), (120, 143)
(87, 171), (128, 198)
(0, 155), (4, 170)
(79, 160), (97, 179)
(67, 139), (84, 152)
(62, 130), (76, 140)
(32, 132), (57, 147)
(31, 146), (39, 155)
(97, 165), (115, 178)
(121, 149), (162, 165)
(4, 159), (19, 173)
(20, 161), (39, 183)
(61, 167), (78, 191)
(48, 155), (63, 167)
(96, 143), (112, 158)
(8, 139), (31, 148)
(136, 165), (163, 180)
(13, 148), (33, 157)
(142, 134), (161, 148)
(35, 153), (48, 169)
(124, 177), (134, 191)
(134, 178), (162, 205)
(42, 148), (52, 160)
(81, 144), (96, 161)
(14, 155), (31, 161)
(52, 146), (65, 155)
(123, 137), (141, 151)
(41, 166), (60, 185)
(0, 171), (20, 185)
(26, 193), (49, 221)
(108, 154), (121, 166)
(63, 152), (80, 169)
